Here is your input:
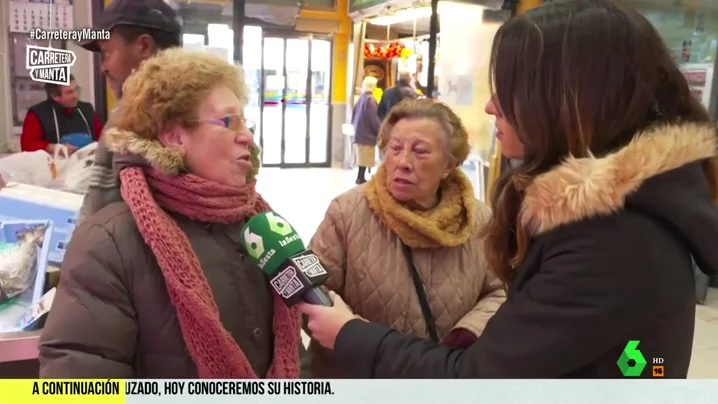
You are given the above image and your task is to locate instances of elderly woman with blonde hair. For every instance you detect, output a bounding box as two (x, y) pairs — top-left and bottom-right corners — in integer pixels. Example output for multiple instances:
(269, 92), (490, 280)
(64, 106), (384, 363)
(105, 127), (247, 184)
(305, 98), (505, 377)
(38, 48), (302, 378)
(352, 76), (381, 184)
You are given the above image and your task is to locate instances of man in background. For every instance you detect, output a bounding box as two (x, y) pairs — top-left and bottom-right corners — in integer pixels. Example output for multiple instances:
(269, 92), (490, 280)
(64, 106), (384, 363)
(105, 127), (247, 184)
(377, 69), (418, 121)
(77, 0), (181, 221)
(20, 75), (103, 155)
(413, 56), (427, 96)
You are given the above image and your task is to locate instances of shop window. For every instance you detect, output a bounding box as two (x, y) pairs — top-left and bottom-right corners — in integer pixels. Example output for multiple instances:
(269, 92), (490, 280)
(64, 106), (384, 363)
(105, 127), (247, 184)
(7, 1), (72, 127)
(620, 0), (718, 110)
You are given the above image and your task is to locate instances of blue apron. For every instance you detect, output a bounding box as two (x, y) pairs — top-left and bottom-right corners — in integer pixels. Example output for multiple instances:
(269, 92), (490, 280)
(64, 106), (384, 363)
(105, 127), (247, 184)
(61, 132), (93, 149)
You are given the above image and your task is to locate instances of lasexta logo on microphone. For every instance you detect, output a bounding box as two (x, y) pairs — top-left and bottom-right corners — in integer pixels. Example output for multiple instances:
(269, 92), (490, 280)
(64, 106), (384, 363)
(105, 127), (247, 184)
(243, 228), (265, 260)
(240, 211), (334, 307)
(267, 212), (293, 236)
(240, 211), (305, 273)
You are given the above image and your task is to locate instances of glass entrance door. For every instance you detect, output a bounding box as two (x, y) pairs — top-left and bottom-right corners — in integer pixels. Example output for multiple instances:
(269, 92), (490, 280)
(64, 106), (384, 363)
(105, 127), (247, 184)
(260, 36), (286, 165)
(246, 30), (332, 168)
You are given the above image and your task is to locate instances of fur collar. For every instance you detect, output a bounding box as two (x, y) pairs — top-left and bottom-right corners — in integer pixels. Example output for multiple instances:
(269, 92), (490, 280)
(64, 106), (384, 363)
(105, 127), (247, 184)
(104, 127), (184, 174)
(520, 123), (717, 235)
(103, 127), (260, 180)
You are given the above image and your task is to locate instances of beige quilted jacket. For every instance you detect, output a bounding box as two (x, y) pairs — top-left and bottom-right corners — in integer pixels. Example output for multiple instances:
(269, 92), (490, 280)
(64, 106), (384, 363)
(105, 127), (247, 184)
(306, 185), (505, 377)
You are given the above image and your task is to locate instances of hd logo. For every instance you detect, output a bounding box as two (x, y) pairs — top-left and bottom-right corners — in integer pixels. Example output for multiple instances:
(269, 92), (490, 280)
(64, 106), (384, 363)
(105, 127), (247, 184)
(243, 228), (264, 260)
(267, 212), (293, 236)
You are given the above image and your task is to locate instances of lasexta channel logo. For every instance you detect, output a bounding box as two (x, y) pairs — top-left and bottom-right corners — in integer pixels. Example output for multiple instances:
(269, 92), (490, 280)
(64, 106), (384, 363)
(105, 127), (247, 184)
(266, 212), (293, 236)
(243, 228), (264, 260)
(617, 340), (647, 376)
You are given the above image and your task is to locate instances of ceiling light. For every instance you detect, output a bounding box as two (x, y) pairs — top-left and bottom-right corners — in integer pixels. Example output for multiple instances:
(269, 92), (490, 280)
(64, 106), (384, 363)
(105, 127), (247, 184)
(368, 7), (433, 26)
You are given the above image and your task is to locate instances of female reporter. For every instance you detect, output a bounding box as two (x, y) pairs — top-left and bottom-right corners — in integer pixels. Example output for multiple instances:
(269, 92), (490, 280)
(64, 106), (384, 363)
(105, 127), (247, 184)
(300, 0), (718, 378)
(39, 49), (302, 378)
(305, 99), (505, 378)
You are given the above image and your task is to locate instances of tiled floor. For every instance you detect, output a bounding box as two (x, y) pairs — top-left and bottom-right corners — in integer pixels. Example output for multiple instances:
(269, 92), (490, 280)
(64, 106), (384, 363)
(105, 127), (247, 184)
(256, 167), (718, 378)
(690, 294), (718, 378)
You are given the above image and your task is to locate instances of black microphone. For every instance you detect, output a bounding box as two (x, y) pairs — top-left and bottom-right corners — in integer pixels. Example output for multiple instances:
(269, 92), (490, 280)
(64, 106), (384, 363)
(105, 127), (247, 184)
(239, 211), (333, 307)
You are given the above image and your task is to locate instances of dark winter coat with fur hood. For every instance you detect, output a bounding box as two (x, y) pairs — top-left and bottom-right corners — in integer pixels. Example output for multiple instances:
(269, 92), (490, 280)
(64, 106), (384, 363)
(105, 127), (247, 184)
(329, 123), (718, 378)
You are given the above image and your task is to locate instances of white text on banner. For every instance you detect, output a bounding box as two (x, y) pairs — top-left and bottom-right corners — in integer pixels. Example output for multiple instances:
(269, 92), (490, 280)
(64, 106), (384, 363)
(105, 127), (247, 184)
(4, 379), (717, 403)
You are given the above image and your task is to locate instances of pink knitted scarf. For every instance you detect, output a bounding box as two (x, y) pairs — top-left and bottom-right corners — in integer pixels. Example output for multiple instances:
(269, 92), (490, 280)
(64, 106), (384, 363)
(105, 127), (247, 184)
(119, 166), (301, 378)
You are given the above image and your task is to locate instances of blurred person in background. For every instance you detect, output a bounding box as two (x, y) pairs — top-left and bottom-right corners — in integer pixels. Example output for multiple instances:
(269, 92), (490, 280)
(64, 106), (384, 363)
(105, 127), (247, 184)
(38, 49), (302, 378)
(413, 56), (427, 96)
(352, 76), (381, 184)
(305, 99), (505, 378)
(377, 69), (418, 121)
(77, 0), (181, 221)
(299, 0), (718, 378)
(20, 75), (103, 155)
(431, 76), (440, 99)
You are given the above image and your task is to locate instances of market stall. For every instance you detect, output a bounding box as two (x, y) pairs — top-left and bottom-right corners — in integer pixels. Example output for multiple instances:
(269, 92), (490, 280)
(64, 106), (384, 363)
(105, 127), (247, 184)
(619, 0), (718, 115)
(347, 0), (436, 102)
(0, 158), (89, 376)
(345, 0), (513, 201)
(342, 0), (431, 170)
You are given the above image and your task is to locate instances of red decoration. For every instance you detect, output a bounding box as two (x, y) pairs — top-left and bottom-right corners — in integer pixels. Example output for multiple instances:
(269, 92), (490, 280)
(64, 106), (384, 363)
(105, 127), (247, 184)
(364, 42), (406, 60)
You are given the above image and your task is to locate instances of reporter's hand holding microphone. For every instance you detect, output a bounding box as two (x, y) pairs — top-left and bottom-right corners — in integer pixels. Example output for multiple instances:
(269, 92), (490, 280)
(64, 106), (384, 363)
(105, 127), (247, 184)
(298, 292), (359, 350)
(239, 211), (358, 350)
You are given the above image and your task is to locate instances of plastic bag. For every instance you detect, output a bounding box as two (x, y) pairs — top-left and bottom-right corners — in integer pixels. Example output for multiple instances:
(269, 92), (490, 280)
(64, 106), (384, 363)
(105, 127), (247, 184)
(0, 151), (58, 188)
(49, 142), (99, 194)
(51, 144), (72, 172)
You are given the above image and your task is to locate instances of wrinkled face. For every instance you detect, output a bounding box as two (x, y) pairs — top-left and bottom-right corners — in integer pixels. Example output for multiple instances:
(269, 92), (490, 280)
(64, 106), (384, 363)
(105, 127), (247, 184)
(384, 118), (452, 208)
(485, 96), (524, 160)
(98, 32), (155, 98)
(51, 80), (79, 108)
(160, 85), (254, 187)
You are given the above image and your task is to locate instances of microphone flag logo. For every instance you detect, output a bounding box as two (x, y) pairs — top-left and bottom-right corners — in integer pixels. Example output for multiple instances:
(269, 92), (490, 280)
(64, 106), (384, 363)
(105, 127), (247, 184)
(243, 228), (265, 260)
(266, 212), (293, 236)
(269, 266), (303, 299)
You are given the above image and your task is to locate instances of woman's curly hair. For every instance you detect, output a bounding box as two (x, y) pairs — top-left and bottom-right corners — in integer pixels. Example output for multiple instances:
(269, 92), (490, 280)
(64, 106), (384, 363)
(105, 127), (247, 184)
(111, 48), (247, 139)
(105, 48), (260, 179)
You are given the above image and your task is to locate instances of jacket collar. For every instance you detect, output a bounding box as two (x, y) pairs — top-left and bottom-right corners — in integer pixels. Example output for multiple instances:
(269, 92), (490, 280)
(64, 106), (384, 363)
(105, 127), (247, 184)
(520, 123), (717, 235)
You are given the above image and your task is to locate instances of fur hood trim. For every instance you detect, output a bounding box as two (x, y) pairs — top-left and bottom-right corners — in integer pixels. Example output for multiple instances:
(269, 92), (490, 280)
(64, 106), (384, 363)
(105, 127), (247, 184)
(520, 123), (717, 235)
(104, 127), (184, 174)
(103, 127), (261, 180)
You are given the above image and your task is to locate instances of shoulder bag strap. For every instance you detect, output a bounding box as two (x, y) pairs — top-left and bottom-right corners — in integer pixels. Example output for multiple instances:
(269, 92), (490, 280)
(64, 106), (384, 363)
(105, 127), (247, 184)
(401, 243), (440, 342)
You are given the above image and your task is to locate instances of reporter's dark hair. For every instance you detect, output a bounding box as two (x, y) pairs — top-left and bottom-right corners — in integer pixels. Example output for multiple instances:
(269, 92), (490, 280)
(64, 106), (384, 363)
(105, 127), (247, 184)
(45, 74), (76, 97)
(482, 0), (715, 283)
(113, 24), (180, 50)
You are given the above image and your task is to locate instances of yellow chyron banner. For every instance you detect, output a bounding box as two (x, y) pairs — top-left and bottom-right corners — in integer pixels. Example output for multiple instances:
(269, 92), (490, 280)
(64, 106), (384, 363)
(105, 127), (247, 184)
(0, 379), (126, 403)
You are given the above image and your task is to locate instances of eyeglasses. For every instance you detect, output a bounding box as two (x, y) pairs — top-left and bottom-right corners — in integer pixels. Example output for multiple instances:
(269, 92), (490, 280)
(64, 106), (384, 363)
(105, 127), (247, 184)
(201, 114), (256, 133)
